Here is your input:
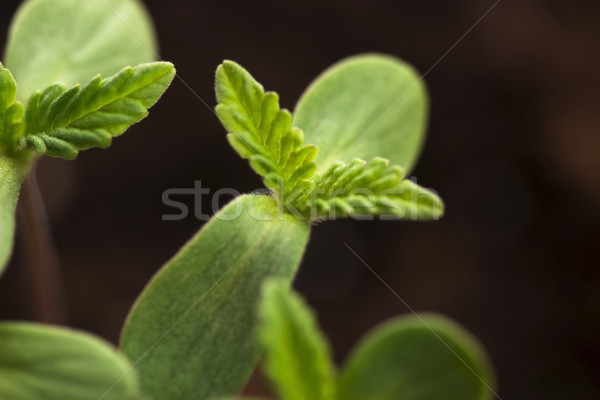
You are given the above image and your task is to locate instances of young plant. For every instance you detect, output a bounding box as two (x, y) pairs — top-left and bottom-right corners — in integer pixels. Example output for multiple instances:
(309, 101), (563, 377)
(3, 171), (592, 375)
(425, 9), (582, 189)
(248, 279), (496, 400)
(0, 0), (175, 272)
(0, 3), (489, 399)
(119, 57), (445, 399)
(0, 0), (173, 398)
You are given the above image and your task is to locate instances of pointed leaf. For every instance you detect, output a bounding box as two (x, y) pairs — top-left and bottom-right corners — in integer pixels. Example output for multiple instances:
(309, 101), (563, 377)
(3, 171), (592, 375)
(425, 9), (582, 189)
(4, 0), (158, 101)
(259, 279), (337, 400)
(215, 61), (318, 198)
(18, 62), (175, 159)
(336, 314), (496, 400)
(298, 157), (444, 220)
(0, 322), (140, 400)
(120, 194), (310, 400)
(293, 54), (428, 174)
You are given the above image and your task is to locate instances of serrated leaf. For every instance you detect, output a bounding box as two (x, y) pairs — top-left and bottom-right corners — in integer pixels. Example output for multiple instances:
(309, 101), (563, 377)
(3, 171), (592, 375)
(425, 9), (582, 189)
(4, 0), (158, 102)
(215, 61), (318, 200)
(336, 314), (496, 400)
(259, 279), (337, 400)
(293, 54), (428, 175)
(17, 62), (175, 159)
(0, 322), (140, 400)
(0, 156), (30, 274)
(296, 157), (444, 220)
(0, 63), (24, 155)
(120, 194), (310, 400)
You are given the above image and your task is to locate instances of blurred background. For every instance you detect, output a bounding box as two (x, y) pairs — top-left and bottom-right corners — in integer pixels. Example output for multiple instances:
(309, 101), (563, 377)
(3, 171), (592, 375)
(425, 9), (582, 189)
(1, 0), (599, 398)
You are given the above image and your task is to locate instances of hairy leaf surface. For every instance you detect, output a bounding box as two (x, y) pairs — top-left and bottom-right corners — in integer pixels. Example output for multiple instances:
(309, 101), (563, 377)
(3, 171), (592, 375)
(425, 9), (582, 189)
(298, 157), (444, 220)
(18, 62), (175, 159)
(259, 279), (336, 400)
(0, 322), (140, 400)
(336, 314), (496, 400)
(215, 61), (318, 199)
(120, 194), (310, 400)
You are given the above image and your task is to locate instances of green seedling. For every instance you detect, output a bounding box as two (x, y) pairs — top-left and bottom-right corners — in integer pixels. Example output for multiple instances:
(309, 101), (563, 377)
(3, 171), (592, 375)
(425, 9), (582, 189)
(119, 58), (445, 399)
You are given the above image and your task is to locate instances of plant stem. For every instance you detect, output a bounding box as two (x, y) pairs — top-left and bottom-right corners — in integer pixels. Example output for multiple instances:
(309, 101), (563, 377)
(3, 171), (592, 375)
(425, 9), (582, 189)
(18, 164), (67, 324)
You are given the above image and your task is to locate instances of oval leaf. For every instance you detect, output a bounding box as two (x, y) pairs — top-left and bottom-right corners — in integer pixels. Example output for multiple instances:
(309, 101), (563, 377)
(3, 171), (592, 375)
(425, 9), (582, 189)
(4, 0), (158, 101)
(0, 322), (140, 400)
(293, 54), (428, 175)
(120, 194), (310, 400)
(336, 313), (496, 400)
(0, 156), (30, 274)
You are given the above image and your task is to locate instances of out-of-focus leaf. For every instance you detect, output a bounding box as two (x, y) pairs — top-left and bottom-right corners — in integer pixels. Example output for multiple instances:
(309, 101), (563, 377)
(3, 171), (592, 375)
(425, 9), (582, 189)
(0, 155), (30, 274)
(258, 279), (336, 400)
(0, 322), (140, 400)
(336, 313), (496, 400)
(0, 63), (24, 154)
(4, 0), (157, 101)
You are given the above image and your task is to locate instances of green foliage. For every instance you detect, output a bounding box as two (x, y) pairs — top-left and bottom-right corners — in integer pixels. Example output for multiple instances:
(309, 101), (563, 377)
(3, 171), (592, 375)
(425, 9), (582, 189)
(215, 61), (318, 201)
(4, 0), (157, 101)
(336, 314), (496, 400)
(259, 279), (336, 400)
(18, 62), (175, 159)
(215, 59), (442, 221)
(293, 54), (428, 175)
(120, 195), (310, 400)
(297, 157), (444, 220)
(0, 322), (140, 400)
(256, 283), (496, 400)
(1, 1), (475, 396)
(0, 63), (24, 154)
(0, 0), (172, 272)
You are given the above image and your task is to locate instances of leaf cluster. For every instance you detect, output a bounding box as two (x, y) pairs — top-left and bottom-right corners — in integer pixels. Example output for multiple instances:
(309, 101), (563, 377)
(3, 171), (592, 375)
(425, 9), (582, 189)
(214, 59), (444, 221)
(0, 2), (496, 400)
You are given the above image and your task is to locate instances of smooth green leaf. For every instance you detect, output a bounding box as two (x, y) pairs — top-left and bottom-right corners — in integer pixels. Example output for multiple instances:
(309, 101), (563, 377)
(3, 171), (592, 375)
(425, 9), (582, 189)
(336, 313), (496, 400)
(4, 0), (158, 102)
(0, 63), (24, 155)
(215, 61), (318, 200)
(259, 279), (336, 400)
(293, 54), (428, 175)
(120, 194), (310, 400)
(17, 62), (175, 159)
(297, 157), (444, 220)
(0, 155), (30, 274)
(0, 322), (140, 400)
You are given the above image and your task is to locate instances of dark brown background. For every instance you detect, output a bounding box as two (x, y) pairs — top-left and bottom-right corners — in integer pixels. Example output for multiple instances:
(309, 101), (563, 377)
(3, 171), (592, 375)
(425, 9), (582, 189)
(1, 0), (600, 398)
